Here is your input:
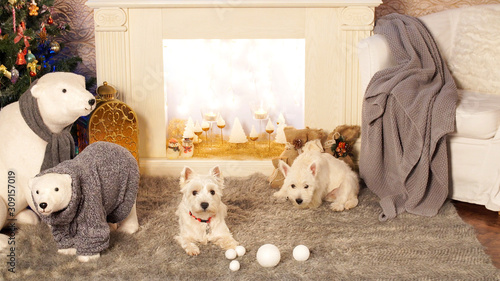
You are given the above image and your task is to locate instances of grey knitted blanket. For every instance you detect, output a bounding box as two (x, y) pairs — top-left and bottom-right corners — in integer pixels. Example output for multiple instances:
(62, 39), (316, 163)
(359, 14), (457, 221)
(19, 80), (75, 171)
(35, 141), (139, 256)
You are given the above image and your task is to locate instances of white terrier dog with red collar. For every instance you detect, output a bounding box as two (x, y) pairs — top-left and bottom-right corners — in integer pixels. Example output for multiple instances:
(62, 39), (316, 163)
(274, 150), (359, 211)
(174, 166), (239, 256)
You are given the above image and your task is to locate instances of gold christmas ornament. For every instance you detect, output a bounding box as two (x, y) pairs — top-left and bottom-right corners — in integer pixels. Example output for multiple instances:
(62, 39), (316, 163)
(49, 41), (60, 53)
(88, 81), (139, 162)
(0, 65), (12, 79)
(29, 1), (39, 16)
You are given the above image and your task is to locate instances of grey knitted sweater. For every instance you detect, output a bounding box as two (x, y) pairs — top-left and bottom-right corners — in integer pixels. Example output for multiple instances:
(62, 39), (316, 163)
(35, 141), (139, 256)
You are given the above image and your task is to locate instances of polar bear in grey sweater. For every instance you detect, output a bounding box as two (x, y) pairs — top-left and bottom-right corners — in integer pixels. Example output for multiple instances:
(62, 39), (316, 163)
(28, 141), (139, 262)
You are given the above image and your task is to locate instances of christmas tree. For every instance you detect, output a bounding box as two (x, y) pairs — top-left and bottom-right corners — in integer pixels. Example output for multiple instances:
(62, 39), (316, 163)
(229, 118), (248, 144)
(0, 0), (82, 108)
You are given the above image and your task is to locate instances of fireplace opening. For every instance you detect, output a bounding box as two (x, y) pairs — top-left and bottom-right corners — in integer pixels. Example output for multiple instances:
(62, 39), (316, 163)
(163, 39), (305, 160)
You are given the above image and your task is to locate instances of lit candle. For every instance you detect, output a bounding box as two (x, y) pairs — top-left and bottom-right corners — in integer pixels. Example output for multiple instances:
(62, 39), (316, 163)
(253, 108), (268, 120)
(204, 112), (217, 122)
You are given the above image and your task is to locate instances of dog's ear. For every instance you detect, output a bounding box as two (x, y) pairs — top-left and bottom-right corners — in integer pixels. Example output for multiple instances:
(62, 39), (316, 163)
(209, 166), (224, 185)
(180, 166), (194, 187)
(309, 162), (318, 176)
(278, 160), (291, 177)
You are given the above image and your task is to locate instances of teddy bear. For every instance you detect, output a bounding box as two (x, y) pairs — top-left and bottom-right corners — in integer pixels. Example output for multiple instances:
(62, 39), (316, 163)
(28, 141), (140, 262)
(324, 125), (361, 171)
(268, 126), (327, 188)
(0, 72), (96, 251)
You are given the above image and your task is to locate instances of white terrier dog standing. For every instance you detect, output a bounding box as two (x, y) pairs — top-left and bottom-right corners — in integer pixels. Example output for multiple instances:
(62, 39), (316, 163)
(175, 166), (238, 256)
(274, 150), (359, 211)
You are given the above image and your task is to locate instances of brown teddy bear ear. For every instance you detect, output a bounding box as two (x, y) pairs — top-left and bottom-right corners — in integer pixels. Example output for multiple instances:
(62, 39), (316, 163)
(283, 126), (297, 143)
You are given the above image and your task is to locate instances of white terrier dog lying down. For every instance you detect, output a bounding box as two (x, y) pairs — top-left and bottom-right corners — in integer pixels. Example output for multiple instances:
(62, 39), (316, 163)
(175, 166), (239, 256)
(274, 150), (359, 211)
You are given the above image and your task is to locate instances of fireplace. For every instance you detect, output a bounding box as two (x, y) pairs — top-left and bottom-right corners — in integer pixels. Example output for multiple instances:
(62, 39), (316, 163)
(86, 0), (381, 176)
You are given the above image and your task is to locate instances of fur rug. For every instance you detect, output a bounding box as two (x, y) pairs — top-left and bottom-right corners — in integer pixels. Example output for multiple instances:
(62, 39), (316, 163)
(3, 174), (499, 280)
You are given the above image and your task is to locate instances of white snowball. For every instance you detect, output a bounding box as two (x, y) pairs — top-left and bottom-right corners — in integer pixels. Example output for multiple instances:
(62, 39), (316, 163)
(256, 244), (281, 267)
(235, 245), (246, 257)
(225, 248), (237, 260)
(229, 260), (240, 271)
(293, 245), (310, 261)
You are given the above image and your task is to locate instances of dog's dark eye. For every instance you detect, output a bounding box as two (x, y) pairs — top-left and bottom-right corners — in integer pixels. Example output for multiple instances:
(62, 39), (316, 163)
(36, 190), (39, 194)
(55, 187), (59, 192)
(62, 89), (67, 93)
(210, 190), (215, 195)
(304, 185), (309, 189)
(192, 191), (198, 196)
(291, 184), (296, 188)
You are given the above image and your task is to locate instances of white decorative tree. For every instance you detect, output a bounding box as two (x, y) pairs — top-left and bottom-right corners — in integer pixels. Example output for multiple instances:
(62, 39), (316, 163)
(275, 123), (287, 144)
(183, 117), (196, 140)
(229, 118), (248, 143)
(277, 113), (286, 126)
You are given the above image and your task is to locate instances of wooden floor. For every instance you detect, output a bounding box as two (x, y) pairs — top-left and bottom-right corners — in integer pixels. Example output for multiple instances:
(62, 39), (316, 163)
(453, 201), (500, 268)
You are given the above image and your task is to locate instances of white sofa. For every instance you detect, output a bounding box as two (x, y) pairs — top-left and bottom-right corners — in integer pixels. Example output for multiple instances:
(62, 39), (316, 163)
(358, 4), (500, 211)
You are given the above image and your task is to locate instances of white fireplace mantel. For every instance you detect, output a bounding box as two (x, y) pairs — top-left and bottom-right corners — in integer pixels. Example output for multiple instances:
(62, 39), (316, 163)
(87, 0), (381, 8)
(86, 0), (381, 176)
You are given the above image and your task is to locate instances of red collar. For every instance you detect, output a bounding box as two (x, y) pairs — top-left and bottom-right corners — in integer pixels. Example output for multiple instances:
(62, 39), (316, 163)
(189, 211), (212, 223)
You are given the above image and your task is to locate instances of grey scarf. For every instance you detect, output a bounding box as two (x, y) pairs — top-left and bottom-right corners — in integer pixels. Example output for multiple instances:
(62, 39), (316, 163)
(19, 80), (75, 171)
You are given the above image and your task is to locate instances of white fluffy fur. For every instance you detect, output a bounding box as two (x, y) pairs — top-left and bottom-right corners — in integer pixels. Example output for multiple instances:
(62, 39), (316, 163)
(175, 166), (238, 256)
(274, 150), (359, 211)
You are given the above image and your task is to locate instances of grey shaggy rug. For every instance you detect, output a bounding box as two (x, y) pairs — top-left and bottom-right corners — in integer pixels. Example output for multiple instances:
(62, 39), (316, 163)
(2, 174), (499, 280)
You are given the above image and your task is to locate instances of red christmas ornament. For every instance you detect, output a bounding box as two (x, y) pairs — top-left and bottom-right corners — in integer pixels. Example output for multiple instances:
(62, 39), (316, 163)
(47, 16), (54, 25)
(15, 49), (27, 65)
(14, 22), (31, 48)
(29, 70), (36, 77)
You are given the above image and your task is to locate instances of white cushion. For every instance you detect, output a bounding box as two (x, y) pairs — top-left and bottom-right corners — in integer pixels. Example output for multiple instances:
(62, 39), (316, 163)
(447, 5), (500, 95)
(454, 90), (500, 139)
(358, 34), (394, 95)
(419, 7), (461, 63)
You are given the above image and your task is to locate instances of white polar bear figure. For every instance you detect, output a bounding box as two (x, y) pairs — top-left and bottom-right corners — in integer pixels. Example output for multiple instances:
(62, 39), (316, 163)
(0, 72), (96, 251)
(28, 141), (140, 262)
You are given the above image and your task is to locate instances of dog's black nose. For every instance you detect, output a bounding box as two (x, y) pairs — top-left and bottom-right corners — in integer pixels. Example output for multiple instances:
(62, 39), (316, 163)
(295, 198), (303, 205)
(88, 99), (96, 106)
(39, 202), (48, 210)
(201, 202), (209, 210)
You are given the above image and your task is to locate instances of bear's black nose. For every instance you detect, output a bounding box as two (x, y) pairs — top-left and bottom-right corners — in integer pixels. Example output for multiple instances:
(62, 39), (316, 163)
(201, 202), (209, 210)
(295, 198), (303, 205)
(39, 202), (48, 210)
(88, 99), (96, 106)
